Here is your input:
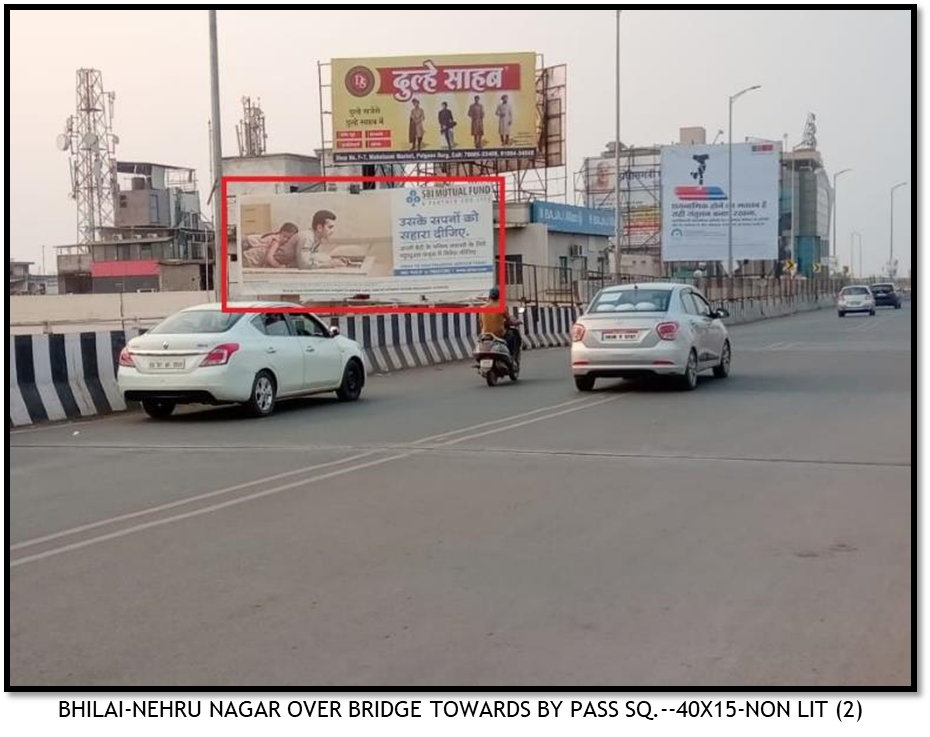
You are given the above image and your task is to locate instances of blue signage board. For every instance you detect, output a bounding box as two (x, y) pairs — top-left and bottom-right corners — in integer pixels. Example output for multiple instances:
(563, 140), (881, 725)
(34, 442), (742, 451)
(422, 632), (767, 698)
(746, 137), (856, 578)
(530, 201), (616, 237)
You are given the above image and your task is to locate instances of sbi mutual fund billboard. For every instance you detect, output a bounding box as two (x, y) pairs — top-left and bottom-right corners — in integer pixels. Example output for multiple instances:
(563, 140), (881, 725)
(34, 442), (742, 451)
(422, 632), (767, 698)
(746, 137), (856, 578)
(661, 142), (780, 262)
(233, 185), (495, 303)
(331, 53), (537, 163)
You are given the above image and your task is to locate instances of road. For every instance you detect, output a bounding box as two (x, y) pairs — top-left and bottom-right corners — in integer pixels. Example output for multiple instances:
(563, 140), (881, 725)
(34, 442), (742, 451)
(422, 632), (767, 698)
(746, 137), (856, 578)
(9, 304), (912, 688)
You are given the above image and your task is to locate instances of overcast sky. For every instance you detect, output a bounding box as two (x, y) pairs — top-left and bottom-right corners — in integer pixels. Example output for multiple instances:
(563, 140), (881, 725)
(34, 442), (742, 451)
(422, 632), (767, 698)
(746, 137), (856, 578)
(10, 8), (912, 277)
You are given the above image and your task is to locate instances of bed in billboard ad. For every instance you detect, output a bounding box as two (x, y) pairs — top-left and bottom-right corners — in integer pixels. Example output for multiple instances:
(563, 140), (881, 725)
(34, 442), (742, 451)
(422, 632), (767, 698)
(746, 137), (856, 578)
(661, 142), (779, 262)
(331, 53), (537, 163)
(231, 184), (496, 304)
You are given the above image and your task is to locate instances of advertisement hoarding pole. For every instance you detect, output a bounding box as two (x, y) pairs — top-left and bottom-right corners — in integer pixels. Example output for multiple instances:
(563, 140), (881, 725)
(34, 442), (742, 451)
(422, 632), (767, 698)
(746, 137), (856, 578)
(208, 10), (223, 300)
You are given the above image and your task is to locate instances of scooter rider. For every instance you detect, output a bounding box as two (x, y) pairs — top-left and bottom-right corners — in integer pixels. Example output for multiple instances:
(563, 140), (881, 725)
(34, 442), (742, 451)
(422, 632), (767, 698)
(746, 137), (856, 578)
(479, 286), (522, 365)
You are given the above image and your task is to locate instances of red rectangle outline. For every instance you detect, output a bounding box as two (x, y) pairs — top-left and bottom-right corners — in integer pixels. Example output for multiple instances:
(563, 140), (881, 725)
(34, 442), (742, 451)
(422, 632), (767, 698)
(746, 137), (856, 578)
(221, 176), (506, 315)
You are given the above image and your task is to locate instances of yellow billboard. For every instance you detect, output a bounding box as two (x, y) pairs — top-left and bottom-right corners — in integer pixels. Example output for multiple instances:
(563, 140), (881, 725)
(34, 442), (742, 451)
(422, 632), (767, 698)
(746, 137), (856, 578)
(331, 52), (537, 164)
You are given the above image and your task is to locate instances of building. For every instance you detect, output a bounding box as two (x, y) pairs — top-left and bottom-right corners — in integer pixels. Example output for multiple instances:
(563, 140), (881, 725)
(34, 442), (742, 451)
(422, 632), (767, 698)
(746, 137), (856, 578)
(782, 148), (833, 278)
(56, 161), (213, 293)
(489, 200), (615, 302)
(222, 152), (404, 225)
(223, 153), (323, 229)
(580, 127), (837, 279)
(9, 259), (58, 295)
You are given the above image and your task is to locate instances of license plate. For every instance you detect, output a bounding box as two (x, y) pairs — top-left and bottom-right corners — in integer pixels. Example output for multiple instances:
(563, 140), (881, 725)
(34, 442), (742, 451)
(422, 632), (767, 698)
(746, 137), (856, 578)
(479, 359), (493, 369)
(147, 359), (186, 371)
(602, 330), (639, 342)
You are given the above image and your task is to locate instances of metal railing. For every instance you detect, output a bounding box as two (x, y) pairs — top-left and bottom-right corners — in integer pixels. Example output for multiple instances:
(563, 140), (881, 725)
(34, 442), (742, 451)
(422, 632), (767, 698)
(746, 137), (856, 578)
(499, 259), (852, 309)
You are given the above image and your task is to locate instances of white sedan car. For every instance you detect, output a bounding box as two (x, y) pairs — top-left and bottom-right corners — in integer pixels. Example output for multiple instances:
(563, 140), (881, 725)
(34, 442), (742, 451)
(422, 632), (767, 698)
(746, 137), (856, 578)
(571, 283), (731, 391)
(118, 302), (366, 418)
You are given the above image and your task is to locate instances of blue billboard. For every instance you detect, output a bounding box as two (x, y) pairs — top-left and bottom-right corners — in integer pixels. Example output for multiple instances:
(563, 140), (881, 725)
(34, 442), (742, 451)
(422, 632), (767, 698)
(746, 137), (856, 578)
(530, 201), (616, 237)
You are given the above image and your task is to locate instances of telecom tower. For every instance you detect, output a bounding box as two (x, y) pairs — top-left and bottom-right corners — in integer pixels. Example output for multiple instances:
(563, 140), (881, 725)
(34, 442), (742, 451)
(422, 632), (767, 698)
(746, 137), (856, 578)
(799, 112), (817, 149)
(56, 68), (119, 244)
(236, 97), (267, 157)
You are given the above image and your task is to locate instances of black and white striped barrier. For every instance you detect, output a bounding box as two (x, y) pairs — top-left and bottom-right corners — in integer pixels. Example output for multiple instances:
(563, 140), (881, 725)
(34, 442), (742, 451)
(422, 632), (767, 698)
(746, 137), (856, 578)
(328, 306), (577, 374)
(8, 331), (134, 427)
(8, 307), (576, 426)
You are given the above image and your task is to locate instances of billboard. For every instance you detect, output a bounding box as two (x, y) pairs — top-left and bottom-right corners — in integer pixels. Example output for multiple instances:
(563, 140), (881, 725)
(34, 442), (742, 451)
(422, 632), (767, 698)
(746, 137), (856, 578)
(530, 201), (615, 237)
(331, 53), (538, 164)
(230, 183), (497, 305)
(661, 143), (780, 262)
(584, 150), (661, 249)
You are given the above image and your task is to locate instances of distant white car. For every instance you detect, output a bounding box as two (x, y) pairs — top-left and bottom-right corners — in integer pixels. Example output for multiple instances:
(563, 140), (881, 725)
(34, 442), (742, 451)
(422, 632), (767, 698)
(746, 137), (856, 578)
(837, 286), (875, 317)
(118, 302), (366, 418)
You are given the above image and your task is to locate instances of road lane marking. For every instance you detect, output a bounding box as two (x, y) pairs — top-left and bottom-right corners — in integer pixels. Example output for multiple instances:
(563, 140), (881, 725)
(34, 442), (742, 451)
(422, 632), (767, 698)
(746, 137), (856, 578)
(10, 395), (619, 567)
(10, 396), (611, 557)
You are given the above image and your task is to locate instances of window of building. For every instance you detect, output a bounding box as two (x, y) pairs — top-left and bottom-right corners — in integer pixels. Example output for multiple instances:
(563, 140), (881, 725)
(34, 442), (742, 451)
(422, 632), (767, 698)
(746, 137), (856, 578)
(140, 244), (153, 260)
(505, 254), (523, 285)
(149, 194), (160, 223)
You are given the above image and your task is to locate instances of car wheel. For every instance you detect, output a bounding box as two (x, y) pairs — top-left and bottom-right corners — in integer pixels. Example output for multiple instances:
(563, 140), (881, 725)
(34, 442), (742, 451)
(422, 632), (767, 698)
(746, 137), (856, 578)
(838, 311), (845, 317)
(142, 399), (175, 419)
(336, 359), (364, 402)
(713, 340), (731, 378)
(574, 375), (596, 392)
(244, 370), (276, 417)
(869, 309), (876, 316)
(895, 303), (901, 309)
(679, 350), (698, 391)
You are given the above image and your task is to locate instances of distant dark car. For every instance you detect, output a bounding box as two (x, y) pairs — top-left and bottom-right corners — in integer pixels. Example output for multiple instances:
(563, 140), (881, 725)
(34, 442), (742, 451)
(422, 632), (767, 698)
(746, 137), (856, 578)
(870, 283), (902, 309)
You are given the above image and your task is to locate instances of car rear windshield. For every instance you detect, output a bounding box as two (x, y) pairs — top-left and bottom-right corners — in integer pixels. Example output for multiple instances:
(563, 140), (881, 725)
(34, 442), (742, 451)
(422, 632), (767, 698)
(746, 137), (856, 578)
(841, 286), (870, 295)
(589, 289), (672, 313)
(149, 311), (243, 335)
(870, 284), (893, 293)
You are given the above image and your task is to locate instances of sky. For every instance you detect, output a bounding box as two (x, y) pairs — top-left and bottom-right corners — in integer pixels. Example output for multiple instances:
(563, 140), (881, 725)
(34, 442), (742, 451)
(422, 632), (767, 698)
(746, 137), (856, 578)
(9, 7), (913, 278)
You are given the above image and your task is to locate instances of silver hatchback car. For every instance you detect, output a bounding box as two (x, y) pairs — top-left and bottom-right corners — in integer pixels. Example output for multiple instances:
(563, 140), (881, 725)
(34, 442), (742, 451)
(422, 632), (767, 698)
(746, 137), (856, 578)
(571, 283), (731, 391)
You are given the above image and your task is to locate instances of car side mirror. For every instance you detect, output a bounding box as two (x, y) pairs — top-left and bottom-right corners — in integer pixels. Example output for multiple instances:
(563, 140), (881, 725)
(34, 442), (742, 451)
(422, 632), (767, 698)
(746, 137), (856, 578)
(329, 326), (340, 337)
(714, 308), (729, 319)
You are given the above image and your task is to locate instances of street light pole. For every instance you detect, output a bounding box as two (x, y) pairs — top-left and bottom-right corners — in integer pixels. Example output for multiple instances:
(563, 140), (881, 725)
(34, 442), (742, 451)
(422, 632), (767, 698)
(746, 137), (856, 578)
(857, 234), (862, 277)
(890, 181), (907, 277)
(614, 9), (622, 283)
(830, 167), (852, 275)
(850, 230), (860, 278)
(727, 85), (761, 275)
(782, 133), (797, 269)
(208, 10), (224, 300)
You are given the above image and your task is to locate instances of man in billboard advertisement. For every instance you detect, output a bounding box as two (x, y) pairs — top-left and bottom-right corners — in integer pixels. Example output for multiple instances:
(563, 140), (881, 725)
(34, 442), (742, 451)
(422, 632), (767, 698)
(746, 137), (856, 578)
(468, 95), (485, 149)
(331, 53), (536, 163)
(495, 94), (513, 146)
(661, 142), (779, 263)
(233, 186), (495, 304)
(297, 210), (349, 270)
(438, 101), (456, 150)
(408, 98), (426, 151)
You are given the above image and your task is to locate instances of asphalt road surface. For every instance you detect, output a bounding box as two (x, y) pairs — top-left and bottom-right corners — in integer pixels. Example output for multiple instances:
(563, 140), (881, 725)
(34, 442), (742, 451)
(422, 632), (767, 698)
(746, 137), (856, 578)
(9, 303), (912, 688)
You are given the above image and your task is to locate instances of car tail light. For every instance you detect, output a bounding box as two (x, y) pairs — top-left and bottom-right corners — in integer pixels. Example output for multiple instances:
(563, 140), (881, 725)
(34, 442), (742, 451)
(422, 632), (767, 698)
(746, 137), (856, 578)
(200, 343), (240, 367)
(656, 321), (679, 341)
(571, 323), (586, 342)
(118, 347), (135, 367)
